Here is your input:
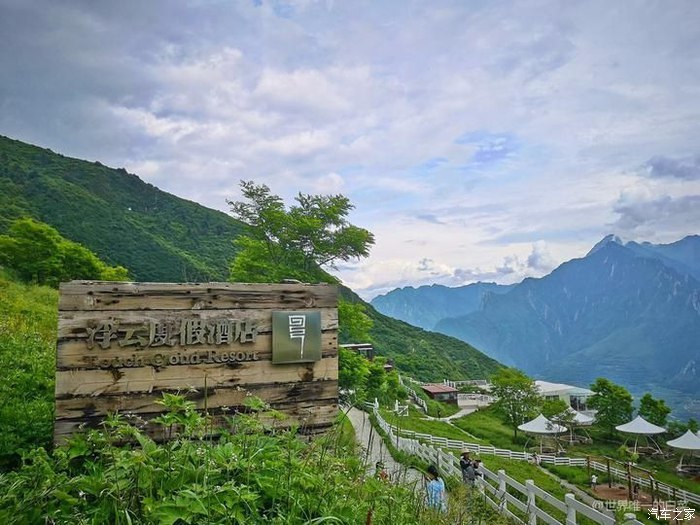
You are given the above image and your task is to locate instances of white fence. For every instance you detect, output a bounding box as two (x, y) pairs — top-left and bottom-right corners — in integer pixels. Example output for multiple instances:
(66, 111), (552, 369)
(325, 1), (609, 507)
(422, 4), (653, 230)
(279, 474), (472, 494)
(367, 402), (640, 525)
(398, 375), (428, 413)
(372, 406), (700, 509)
(444, 379), (491, 389)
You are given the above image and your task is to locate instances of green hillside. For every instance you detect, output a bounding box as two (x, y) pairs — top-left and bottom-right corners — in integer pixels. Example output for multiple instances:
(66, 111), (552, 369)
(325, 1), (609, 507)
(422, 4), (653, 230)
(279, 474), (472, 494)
(0, 135), (502, 385)
(341, 287), (501, 381)
(0, 135), (245, 281)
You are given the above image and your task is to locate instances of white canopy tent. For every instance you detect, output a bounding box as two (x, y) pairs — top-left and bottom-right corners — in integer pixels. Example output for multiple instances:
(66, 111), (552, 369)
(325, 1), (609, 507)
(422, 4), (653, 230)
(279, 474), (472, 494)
(615, 416), (665, 454)
(554, 408), (594, 443)
(518, 414), (567, 453)
(666, 430), (700, 473)
(519, 414), (568, 434)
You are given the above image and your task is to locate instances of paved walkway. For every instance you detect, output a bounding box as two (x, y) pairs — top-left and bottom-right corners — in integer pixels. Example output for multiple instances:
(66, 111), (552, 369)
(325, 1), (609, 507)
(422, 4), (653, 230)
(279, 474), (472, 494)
(346, 407), (423, 487)
(422, 406), (478, 422)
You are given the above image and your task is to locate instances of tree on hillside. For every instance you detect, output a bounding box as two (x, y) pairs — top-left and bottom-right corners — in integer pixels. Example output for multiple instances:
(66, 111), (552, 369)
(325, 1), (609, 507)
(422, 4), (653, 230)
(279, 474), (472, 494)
(338, 301), (373, 343)
(0, 218), (129, 286)
(638, 393), (671, 427)
(228, 180), (374, 284)
(338, 346), (370, 401)
(588, 378), (633, 436)
(491, 367), (542, 438)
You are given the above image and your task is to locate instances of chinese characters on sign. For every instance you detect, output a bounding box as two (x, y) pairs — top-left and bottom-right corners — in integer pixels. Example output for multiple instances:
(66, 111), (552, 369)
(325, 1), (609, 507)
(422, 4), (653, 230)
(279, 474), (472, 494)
(272, 311), (322, 364)
(648, 501), (695, 521)
(86, 318), (258, 350)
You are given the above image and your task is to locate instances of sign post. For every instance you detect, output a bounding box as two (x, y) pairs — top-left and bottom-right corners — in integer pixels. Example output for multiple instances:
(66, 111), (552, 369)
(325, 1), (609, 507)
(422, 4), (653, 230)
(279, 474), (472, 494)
(54, 282), (338, 443)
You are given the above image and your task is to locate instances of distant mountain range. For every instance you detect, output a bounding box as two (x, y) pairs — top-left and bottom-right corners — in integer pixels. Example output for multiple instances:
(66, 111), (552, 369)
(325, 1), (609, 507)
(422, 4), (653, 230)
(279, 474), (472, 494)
(372, 235), (700, 419)
(0, 135), (501, 383)
(371, 282), (514, 331)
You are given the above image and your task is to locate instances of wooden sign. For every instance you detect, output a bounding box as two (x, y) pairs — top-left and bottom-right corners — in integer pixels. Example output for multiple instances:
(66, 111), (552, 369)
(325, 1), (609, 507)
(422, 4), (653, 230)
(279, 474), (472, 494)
(54, 282), (338, 443)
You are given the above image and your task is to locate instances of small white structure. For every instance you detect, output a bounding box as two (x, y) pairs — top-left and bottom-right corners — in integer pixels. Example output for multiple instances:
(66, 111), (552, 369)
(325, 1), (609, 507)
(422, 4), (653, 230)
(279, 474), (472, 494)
(519, 414), (567, 453)
(519, 414), (568, 434)
(560, 408), (594, 426)
(666, 430), (700, 473)
(535, 380), (594, 414)
(393, 399), (408, 417)
(554, 407), (594, 443)
(615, 415), (665, 454)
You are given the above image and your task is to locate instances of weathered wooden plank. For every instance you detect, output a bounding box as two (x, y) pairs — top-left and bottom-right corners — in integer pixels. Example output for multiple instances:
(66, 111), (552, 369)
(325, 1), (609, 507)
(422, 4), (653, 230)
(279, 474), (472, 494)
(59, 282), (338, 311)
(57, 308), (338, 339)
(54, 401), (339, 443)
(56, 356), (338, 396)
(56, 332), (338, 369)
(56, 380), (339, 419)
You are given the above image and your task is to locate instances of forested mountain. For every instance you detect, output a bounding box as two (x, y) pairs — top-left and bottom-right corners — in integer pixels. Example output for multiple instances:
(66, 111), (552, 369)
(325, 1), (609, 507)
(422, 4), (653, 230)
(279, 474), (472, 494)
(371, 282), (513, 330)
(0, 135), (501, 382)
(0, 135), (245, 282)
(342, 287), (501, 381)
(431, 236), (700, 418)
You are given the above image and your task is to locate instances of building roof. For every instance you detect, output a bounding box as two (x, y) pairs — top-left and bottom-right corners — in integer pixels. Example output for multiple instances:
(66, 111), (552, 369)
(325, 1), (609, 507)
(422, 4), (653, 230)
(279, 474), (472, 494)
(615, 415), (665, 435)
(421, 384), (458, 394)
(535, 380), (593, 397)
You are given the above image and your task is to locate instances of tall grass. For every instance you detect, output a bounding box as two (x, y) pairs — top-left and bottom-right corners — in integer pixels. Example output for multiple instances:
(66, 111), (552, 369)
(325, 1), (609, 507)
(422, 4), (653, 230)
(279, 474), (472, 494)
(0, 271), (57, 469)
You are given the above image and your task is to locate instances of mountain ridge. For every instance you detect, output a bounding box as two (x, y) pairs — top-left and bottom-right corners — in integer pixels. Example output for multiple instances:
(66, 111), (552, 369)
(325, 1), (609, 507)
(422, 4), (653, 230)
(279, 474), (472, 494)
(374, 235), (700, 419)
(0, 134), (501, 383)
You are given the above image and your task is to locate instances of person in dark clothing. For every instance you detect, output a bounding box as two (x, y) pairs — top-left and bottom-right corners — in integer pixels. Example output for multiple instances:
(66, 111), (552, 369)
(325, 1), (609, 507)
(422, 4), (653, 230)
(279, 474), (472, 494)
(460, 448), (476, 485)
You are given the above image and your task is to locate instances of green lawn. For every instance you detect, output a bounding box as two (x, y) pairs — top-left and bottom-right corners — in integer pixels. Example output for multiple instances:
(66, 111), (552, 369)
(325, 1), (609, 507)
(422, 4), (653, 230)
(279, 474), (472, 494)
(452, 406), (528, 449)
(381, 406), (486, 443)
(452, 407), (700, 495)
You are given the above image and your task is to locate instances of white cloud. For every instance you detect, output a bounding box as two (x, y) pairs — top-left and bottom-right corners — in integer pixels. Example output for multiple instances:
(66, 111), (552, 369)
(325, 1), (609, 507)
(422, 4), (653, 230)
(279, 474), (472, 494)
(1, 0), (699, 296)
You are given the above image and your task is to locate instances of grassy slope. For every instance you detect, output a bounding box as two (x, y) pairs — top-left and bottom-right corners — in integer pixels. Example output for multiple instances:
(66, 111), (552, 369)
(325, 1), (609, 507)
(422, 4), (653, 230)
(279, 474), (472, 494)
(0, 135), (245, 281)
(0, 271), (56, 468)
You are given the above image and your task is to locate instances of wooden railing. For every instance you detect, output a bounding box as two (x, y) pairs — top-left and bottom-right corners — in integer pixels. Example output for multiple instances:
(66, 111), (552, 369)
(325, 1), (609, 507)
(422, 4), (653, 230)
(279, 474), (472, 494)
(367, 401), (641, 524)
(372, 404), (700, 509)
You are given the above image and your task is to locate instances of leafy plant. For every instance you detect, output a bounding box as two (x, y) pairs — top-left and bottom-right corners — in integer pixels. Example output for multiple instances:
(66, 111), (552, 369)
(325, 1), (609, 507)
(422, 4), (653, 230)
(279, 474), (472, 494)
(0, 394), (491, 524)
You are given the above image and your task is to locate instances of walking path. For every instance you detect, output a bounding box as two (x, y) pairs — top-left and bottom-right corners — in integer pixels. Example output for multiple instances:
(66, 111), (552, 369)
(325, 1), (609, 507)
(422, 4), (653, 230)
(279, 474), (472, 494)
(346, 407), (424, 487)
(423, 406), (478, 422)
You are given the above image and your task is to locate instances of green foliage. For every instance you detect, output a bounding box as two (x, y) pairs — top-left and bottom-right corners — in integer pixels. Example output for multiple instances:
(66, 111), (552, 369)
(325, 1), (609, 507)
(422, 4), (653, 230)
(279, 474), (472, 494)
(338, 346), (370, 401)
(638, 393), (671, 427)
(228, 180), (374, 283)
(338, 300), (373, 343)
(0, 135), (245, 281)
(0, 217), (129, 286)
(0, 395), (463, 525)
(490, 368), (542, 438)
(588, 378), (633, 436)
(0, 271), (57, 469)
(541, 398), (570, 419)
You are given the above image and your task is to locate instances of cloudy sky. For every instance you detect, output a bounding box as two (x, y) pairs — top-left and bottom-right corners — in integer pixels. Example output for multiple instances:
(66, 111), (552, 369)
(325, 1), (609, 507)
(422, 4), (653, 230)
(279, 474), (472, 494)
(1, 0), (699, 298)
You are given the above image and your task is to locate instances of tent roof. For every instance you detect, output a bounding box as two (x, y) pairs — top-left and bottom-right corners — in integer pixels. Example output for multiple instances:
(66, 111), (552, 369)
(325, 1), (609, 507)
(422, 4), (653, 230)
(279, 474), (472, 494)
(556, 407), (594, 425)
(518, 414), (567, 434)
(615, 415), (665, 435)
(667, 430), (700, 451)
